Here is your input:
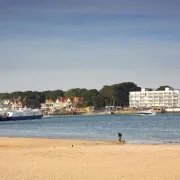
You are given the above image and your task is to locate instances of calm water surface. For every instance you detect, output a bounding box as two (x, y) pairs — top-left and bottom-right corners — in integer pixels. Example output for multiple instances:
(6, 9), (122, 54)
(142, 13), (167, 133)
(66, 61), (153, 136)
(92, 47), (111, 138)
(0, 114), (180, 144)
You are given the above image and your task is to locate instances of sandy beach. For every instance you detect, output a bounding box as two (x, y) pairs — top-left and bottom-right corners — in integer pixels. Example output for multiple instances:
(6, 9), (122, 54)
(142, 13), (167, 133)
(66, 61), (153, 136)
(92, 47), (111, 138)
(0, 138), (180, 180)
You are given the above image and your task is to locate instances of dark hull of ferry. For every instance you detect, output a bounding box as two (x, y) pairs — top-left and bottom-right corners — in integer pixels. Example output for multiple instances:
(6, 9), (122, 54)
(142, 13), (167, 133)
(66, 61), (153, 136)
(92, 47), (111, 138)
(0, 115), (43, 121)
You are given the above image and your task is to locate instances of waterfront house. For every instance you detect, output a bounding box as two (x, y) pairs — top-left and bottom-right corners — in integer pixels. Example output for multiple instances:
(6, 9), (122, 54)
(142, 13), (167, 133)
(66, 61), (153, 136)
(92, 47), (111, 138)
(40, 100), (55, 115)
(40, 100), (55, 111)
(45, 100), (55, 110)
(54, 98), (67, 110)
(41, 100), (55, 112)
(54, 97), (74, 110)
(0, 99), (10, 111)
(0, 99), (11, 111)
(3, 99), (10, 105)
(9, 98), (23, 110)
(9, 100), (17, 110)
(65, 98), (73, 110)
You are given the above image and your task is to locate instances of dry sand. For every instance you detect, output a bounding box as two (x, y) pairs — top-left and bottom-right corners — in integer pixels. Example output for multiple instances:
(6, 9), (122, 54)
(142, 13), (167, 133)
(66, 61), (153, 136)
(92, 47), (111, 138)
(0, 137), (180, 180)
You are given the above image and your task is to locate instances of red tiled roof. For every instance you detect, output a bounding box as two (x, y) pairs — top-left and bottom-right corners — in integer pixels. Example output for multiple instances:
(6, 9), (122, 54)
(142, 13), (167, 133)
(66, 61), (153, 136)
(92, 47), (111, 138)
(59, 97), (67, 103)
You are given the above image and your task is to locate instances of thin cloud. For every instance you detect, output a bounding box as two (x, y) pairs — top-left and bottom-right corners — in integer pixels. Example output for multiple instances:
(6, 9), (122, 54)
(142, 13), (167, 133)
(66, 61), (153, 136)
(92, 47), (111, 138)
(1, 0), (180, 16)
(1, 38), (180, 71)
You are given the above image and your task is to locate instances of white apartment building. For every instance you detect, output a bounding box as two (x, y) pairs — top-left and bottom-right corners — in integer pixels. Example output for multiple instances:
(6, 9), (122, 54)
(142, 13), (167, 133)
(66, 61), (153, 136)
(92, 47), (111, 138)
(129, 87), (180, 108)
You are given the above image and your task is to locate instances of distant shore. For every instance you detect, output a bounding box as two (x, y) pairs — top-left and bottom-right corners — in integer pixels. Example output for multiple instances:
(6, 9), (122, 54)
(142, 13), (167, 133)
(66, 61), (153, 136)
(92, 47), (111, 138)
(1, 137), (180, 180)
(43, 110), (180, 116)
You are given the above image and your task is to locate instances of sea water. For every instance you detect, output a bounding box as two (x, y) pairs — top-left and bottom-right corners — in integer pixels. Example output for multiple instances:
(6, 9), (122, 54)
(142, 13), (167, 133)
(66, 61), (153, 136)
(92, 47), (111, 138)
(0, 114), (180, 144)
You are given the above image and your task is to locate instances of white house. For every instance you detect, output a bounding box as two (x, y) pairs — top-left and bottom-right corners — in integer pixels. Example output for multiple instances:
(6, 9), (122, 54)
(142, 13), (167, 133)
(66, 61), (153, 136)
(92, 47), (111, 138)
(54, 98), (66, 110)
(0, 99), (10, 111)
(3, 99), (10, 105)
(41, 100), (55, 111)
(41, 98), (73, 111)
(65, 98), (73, 109)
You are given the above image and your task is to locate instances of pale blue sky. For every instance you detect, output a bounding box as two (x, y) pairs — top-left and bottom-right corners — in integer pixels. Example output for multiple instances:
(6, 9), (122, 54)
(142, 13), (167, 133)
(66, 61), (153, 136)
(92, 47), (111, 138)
(0, 0), (180, 92)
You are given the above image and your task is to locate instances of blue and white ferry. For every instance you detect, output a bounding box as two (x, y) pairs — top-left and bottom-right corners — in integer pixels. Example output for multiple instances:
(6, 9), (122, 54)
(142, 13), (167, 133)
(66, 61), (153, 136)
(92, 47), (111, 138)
(0, 107), (43, 121)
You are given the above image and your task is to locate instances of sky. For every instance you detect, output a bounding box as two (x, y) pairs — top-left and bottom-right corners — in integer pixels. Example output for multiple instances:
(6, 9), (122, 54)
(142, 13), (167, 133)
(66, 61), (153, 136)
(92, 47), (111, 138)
(0, 0), (180, 92)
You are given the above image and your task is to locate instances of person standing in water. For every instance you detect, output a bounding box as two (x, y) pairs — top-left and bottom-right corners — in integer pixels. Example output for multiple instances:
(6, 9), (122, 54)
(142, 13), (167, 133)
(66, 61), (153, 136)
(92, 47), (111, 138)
(118, 132), (122, 141)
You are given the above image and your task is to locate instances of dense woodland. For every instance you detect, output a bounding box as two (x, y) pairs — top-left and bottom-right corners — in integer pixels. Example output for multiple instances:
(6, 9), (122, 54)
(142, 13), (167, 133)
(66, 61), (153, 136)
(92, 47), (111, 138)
(0, 82), (172, 108)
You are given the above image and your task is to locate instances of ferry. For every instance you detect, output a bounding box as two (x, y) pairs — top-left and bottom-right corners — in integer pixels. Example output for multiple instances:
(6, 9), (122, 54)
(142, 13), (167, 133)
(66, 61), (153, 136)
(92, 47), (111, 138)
(0, 107), (43, 121)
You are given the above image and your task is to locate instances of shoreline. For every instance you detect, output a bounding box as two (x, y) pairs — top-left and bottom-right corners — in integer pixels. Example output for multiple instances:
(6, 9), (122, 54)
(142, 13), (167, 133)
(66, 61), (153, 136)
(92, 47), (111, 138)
(0, 137), (125, 146)
(0, 136), (180, 146)
(43, 111), (180, 116)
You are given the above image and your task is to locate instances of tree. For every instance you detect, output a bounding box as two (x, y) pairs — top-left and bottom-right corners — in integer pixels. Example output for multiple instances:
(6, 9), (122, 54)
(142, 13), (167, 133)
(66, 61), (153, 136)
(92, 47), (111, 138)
(156, 85), (173, 91)
(100, 82), (141, 107)
(65, 88), (87, 100)
(0, 93), (11, 99)
(100, 85), (114, 106)
(115, 82), (141, 106)
(25, 99), (41, 109)
(0, 82), (141, 108)
(11, 91), (22, 99)
(41, 90), (64, 101)
(81, 89), (100, 107)
(147, 88), (153, 91)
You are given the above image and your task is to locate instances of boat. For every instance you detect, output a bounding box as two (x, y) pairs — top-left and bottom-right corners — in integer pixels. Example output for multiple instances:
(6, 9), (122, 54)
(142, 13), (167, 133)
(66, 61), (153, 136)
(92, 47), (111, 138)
(138, 109), (156, 116)
(0, 107), (43, 121)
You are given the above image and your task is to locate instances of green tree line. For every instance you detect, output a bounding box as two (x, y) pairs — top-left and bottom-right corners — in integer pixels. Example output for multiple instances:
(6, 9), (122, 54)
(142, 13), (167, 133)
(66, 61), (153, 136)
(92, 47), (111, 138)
(0, 82), (172, 108)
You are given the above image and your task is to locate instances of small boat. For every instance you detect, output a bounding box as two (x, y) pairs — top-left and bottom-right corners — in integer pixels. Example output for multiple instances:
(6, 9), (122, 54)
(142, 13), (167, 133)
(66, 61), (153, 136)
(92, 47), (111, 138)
(138, 109), (156, 116)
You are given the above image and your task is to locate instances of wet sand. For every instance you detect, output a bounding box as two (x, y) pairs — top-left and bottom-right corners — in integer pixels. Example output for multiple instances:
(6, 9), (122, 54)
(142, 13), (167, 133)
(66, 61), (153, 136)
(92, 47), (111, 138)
(0, 137), (180, 180)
